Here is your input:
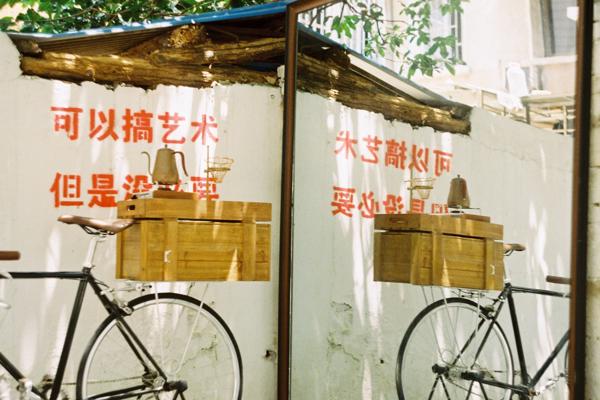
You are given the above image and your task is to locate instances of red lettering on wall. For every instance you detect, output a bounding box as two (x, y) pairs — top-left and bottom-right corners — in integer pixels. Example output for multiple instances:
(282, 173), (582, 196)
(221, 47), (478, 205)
(50, 173), (84, 207)
(331, 186), (356, 217)
(88, 174), (118, 207)
(51, 107), (83, 141)
(123, 109), (154, 143)
(335, 131), (358, 159)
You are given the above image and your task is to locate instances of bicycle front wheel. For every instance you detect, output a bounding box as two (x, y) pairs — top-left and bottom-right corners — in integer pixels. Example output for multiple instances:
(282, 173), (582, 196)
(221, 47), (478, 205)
(396, 297), (513, 400)
(77, 292), (242, 400)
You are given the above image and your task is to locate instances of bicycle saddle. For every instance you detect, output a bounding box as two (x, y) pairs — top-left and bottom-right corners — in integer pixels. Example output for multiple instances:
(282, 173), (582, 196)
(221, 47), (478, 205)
(58, 215), (135, 234)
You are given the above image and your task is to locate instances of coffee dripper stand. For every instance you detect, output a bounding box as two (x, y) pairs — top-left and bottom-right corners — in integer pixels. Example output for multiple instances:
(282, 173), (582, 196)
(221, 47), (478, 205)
(203, 146), (234, 201)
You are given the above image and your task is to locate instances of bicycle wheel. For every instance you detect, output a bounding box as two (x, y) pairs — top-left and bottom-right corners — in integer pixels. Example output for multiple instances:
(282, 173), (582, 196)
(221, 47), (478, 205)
(76, 292), (242, 400)
(396, 297), (513, 400)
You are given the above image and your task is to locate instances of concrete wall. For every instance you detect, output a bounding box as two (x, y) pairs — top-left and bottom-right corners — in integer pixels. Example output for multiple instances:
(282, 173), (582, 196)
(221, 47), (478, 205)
(0, 33), (281, 399)
(413, 0), (576, 99)
(291, 93), (572, 399)
(587, 2), (600, 399)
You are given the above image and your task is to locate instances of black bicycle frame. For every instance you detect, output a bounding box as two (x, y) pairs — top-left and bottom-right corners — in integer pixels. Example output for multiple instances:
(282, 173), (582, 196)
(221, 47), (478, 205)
(464, 282), (570, 398)
(0, 269), (168, 400)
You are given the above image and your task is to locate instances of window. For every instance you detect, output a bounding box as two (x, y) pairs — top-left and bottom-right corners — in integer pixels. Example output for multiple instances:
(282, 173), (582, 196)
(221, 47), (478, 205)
(540, 0), (577, 56)
(429, 0), (463, 61)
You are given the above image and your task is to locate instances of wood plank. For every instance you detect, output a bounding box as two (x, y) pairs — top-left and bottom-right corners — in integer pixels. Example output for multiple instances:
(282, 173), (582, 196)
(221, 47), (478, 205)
(241, 219), (257, 280)
(164, 218), (179, 281)
(431, 231), (443, 286)
(117, 198), (272, 222)
(375, 213), (502, 240)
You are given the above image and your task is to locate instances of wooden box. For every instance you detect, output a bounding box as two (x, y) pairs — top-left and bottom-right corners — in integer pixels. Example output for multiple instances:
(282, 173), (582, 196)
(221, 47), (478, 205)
(116, 197), (271, 281)
(374, 214), (504, 290)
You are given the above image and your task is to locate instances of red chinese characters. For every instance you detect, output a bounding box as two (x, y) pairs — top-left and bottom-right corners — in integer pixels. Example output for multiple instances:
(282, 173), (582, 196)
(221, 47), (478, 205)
(409, 144), (430, 173)
(50, 173), (84, 207)
(51, 107), (83, 141)
(50, 173), (224, 208)
(361, 136), (382, 164)
(382, 194), (405, 214)
(433, 150), (453, 177)
(159, 112), (186, 144)
(88, 174), (118, 207)
(333, 129), (453, 177)
(410, 199), (426, 214)
(191, 114), (219, 144)
(335, 131), (358, 159)
(431, 203), (449, 214)
(123, 109), (153, 143)
(331, 186), (356, 217)
(358, 191), (380, 218)
(190, 177), (219, 200)
(385, 139), (408, 169)
(90, 109), (118, 141)
(122, 175), (153, 200)
(50, 106), (219, 145)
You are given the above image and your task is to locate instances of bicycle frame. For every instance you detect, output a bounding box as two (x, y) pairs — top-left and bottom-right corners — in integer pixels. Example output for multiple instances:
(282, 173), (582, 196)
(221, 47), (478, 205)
(462, 282), (570, 398)
(0, 236), (173, 400)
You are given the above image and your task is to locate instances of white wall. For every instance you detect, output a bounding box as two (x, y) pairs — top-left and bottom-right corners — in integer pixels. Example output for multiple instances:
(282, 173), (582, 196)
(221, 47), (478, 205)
(291, 93), (572, 399)
(0, 33), (281, 399)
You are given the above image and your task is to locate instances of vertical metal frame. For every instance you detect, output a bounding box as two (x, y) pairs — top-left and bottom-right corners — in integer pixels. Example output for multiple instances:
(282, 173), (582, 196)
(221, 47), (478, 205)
(279, 1), (340, 398)
(569, 0), (592, 398)
(279, 0), (594, 398)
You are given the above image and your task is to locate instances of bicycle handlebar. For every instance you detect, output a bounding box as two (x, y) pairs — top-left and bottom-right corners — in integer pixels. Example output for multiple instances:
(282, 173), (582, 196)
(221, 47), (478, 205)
(0, 251), (20, 261)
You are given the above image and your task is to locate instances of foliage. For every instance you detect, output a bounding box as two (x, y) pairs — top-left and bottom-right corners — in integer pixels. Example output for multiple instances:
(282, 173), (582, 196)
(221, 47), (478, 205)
(0, 0), (263, 33)
(318, 0), (467, 78)
(0, 0), (467, 78)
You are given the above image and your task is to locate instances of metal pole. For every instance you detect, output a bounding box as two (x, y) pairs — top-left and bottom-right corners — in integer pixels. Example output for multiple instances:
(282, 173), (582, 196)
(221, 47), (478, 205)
(568, 0), (592, 398)
(279, 1), (341, 398)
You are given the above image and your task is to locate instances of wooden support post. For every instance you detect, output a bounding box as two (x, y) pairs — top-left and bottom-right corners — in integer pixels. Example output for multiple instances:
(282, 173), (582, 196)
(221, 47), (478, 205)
(242, 218), (257, 280)
(164, 218), (179, 281)
(484, 239), (495, 290)
(431, 231), (443, 286)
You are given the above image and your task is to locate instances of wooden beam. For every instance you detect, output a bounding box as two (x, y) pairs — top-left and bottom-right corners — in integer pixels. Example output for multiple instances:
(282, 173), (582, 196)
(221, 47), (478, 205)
(122, 25), (209, 57)
(148, 37), (285, 66)
(298, 55), (471, 134)
(20, 52), (277, 89)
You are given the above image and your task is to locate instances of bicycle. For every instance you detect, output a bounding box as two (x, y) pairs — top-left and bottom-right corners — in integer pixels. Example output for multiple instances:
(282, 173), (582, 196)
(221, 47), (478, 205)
(395, 243), (570, 399)
(0, 214), (243, 400)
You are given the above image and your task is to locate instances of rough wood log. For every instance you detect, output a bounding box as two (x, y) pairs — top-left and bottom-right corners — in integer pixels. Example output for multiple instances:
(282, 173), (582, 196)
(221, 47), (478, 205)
(21, 52), (277, 89)
(123, 25), (209, 57)
(298, 55), (470, 133)
(148, 37), (285, 66)
(299, 77), (470, 133)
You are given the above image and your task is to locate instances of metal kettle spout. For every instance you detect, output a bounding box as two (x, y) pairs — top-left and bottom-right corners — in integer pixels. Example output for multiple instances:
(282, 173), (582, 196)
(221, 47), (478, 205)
(141, 151), (153, 176)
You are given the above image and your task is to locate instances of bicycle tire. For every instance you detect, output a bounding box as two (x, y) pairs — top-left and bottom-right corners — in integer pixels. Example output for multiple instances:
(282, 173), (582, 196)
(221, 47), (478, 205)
(76, 292), (242, 400)
(396, 297), (514, 400)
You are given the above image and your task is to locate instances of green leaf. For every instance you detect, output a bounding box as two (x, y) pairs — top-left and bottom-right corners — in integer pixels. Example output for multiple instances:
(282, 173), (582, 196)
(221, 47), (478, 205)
(444, 61), (456, 75)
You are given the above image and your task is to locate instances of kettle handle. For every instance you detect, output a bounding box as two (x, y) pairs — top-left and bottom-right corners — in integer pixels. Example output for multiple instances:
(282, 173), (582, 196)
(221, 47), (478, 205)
(141, 151), (152, 176)
(174, 151), (188, 177)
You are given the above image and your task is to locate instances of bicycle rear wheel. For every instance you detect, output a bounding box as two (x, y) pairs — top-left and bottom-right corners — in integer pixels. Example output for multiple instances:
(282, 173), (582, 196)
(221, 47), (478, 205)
(396, 297), (513, 400)
(76, 292), (242, 400)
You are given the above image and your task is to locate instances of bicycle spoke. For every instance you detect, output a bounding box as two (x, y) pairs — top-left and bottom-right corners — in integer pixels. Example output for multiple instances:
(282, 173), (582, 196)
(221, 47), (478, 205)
(174, 283), (210, 375)
(479, 382), (490, 400)
(439, 376), (453, 400)
(427, 375), (441, 400)
(466, 381), (475, 399)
